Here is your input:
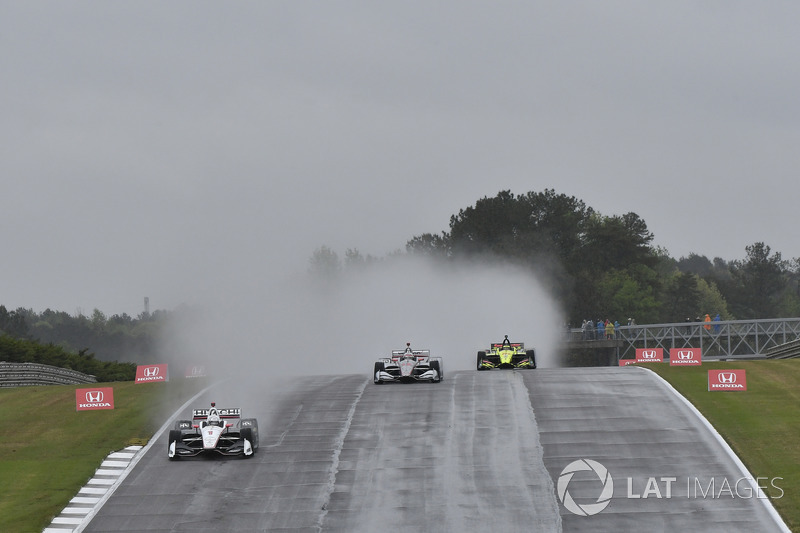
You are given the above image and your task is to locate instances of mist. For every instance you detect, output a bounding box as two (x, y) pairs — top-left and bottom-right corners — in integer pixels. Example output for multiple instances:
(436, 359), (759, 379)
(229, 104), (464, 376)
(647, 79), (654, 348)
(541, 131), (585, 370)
(160, 254), (564, 385)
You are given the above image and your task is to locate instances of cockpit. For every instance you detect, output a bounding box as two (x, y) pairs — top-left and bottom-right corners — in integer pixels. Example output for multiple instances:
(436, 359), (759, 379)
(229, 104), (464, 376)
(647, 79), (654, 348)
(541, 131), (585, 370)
(206, 408), (222, 427)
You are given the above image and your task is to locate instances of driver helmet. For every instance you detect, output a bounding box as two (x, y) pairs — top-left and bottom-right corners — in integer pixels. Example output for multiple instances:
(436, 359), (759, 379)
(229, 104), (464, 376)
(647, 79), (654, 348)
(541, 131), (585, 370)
(207, 408), (221, 427)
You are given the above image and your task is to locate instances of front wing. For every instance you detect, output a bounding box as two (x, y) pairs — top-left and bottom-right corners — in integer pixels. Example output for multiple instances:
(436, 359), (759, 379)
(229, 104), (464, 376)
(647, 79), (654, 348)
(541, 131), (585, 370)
(477, 353), (536, 370)
(375, 367), (440, 382)
(168, 430), (255, 458)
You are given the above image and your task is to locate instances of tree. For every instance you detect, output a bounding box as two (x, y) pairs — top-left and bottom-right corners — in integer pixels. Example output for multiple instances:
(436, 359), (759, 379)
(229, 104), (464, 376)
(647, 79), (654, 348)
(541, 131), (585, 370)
(729, 242), (786, 318)
(662, 272), (701, 322)
(308, 245), (341, 280)
(0, 306), (29, 338)
(696, 277), (731, 320)
(677, 253), (714, 277)
(406, 232), (449, 258)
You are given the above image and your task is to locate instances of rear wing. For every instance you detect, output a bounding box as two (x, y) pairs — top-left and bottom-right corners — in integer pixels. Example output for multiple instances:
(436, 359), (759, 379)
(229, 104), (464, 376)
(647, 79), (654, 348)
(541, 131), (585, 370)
(391, 349), (430, 358)
(490, 343), (524, 351)
(192, 407), (241, 420)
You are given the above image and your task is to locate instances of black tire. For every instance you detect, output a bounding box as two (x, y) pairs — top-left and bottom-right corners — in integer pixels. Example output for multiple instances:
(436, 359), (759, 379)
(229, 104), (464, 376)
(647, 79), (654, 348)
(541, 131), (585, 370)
(430, 359), (442, 382)
(240, 418), (259, 449)
(526, 350), (537, 369)
(373, 361), (385, 384)
(240, 427), (255, 457)
(477, 351), (487, 371)
(168, 429), (182, 460)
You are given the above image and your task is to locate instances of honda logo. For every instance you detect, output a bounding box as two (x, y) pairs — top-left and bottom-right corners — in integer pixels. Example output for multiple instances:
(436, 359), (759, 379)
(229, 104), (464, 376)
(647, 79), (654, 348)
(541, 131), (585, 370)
(642, 350), (657, 359)
(85, 391), (104, 403)
(718, 372), (737, 384)
(144, 366), (160, 377)
(678, 351), (693, 360)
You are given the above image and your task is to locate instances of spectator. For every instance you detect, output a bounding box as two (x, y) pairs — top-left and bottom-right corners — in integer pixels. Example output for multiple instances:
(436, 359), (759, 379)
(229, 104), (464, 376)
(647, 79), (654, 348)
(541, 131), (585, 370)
(704, 313), (712, 331)
(713, 313), (721, 333)
(606, 320), (615, 339)
(614, 320), (620, 338)
(596, 319), (604, 340)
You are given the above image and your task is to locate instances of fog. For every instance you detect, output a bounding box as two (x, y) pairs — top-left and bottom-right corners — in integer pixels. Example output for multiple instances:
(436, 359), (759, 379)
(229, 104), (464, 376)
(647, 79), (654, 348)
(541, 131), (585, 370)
(160, 255), (564, 385)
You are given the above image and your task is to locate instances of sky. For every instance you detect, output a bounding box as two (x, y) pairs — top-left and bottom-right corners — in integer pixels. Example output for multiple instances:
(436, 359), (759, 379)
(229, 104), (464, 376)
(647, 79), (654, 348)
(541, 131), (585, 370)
(2, 2), (800, 319)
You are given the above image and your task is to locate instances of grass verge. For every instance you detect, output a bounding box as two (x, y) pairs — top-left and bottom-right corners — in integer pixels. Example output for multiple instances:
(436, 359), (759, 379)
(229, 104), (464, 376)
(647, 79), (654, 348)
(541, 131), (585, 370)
(645, 360), (799, 532)
(2, 363), (798, 531)
(0, 379), (208, 533)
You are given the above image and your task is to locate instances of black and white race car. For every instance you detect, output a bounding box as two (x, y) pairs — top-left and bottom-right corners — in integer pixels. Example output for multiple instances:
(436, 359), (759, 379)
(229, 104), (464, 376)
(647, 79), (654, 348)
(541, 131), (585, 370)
(373, 343), (443, 384)
(167, 402), (259, 459)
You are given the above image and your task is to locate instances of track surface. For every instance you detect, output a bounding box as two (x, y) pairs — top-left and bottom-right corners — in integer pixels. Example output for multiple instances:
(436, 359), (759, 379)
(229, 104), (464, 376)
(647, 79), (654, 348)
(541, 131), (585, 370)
(83, 368), (783, 532)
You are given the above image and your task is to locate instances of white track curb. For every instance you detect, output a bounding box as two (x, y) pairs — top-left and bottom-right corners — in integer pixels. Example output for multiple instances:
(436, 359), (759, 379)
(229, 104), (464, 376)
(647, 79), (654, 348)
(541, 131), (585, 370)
(44, 384), (213, 532)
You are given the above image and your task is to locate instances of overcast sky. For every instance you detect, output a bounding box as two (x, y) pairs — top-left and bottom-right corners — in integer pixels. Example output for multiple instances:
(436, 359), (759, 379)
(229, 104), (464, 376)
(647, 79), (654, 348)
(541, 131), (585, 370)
(2, 2), (799, 317)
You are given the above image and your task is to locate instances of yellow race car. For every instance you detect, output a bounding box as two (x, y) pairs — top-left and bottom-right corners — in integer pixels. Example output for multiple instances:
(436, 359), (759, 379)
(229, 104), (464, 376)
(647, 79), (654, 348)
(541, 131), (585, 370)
(476, 335), (536, 370)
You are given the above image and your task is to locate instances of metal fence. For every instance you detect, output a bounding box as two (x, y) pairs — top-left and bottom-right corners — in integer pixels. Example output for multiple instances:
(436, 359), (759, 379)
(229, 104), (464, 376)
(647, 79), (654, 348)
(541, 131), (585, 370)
(606, 318), (800, 360)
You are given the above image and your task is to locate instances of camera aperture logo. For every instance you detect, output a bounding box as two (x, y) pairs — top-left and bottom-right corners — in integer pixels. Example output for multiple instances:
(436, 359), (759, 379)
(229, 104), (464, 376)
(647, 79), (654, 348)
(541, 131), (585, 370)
(557, 459), (614, 516)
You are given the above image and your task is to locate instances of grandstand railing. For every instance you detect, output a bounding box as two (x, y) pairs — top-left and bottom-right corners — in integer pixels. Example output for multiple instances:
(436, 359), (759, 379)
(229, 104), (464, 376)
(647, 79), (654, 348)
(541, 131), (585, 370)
(569, 318), (800, 361)
(0, 362), (98, 387)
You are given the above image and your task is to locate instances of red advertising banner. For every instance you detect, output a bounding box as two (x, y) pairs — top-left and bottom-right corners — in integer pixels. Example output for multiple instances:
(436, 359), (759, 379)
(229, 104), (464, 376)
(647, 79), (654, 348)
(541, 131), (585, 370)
(135, 364), (169, 383)
(619, 359), (638, 366)
(184, 365), (207, 379)
(635, 348), (664, 363)
(669, 348), (702, 366)
(708, 369), (747, 391)
(76, 387), (115, 411)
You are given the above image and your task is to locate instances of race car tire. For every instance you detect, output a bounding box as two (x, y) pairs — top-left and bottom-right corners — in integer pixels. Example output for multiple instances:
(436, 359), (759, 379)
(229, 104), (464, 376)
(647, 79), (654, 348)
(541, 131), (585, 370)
(526, 350), (537, 369)
(374, 361), (385, 384)
(168, 430), (182, 460)
(240, 427), (256, 457)
(430, 359), (442, 383)
(240, 419), (259, 449)
(477, 351), (487, 371)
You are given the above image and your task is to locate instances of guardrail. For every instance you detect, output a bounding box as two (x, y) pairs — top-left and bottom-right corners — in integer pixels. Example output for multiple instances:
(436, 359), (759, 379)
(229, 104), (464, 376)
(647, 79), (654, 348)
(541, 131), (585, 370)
(0, 361), (97, 387)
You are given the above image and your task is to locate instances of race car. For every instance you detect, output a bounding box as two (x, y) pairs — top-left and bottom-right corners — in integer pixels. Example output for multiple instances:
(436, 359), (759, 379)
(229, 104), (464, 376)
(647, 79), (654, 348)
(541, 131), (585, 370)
(477, 335), (537, 370)
(373, 343), (443, 384)
(167, 402), (259, 459)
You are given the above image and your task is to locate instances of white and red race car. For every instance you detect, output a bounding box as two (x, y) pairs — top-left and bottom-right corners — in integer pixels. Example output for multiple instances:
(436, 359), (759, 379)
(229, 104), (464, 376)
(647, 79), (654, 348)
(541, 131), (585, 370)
(168, 402), (259, 459)
(373, 343), (443, 384)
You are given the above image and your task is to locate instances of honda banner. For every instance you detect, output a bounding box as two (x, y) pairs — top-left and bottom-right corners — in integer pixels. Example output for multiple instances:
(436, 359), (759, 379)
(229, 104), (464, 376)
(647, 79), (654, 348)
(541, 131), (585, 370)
(76, 387), (115, 411)
(184, 365), (207, 379)
(635, 348), (664, 363)
(669, 348), (702, 366)
(619, 359), (638, 366)
(135, 364), (169, 383)
(708, 369), (747, 391)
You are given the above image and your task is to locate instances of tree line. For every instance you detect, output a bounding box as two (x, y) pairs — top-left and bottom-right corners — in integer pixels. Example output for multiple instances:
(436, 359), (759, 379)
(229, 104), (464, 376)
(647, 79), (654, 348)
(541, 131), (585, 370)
(2, 188), (798, 374)
(312, 189), (800, 326)
(0, 306), (165, 379)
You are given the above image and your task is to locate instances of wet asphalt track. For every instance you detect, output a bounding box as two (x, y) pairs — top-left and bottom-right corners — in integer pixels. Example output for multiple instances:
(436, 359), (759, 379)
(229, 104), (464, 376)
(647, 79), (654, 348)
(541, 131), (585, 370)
(81, 368), (785, 533)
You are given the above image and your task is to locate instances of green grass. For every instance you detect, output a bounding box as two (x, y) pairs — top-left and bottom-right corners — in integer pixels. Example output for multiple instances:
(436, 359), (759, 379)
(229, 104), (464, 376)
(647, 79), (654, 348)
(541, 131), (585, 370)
(646, 360), (800, 532)
(2, 364), (798, 532)
(0, 379), (208, 533)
